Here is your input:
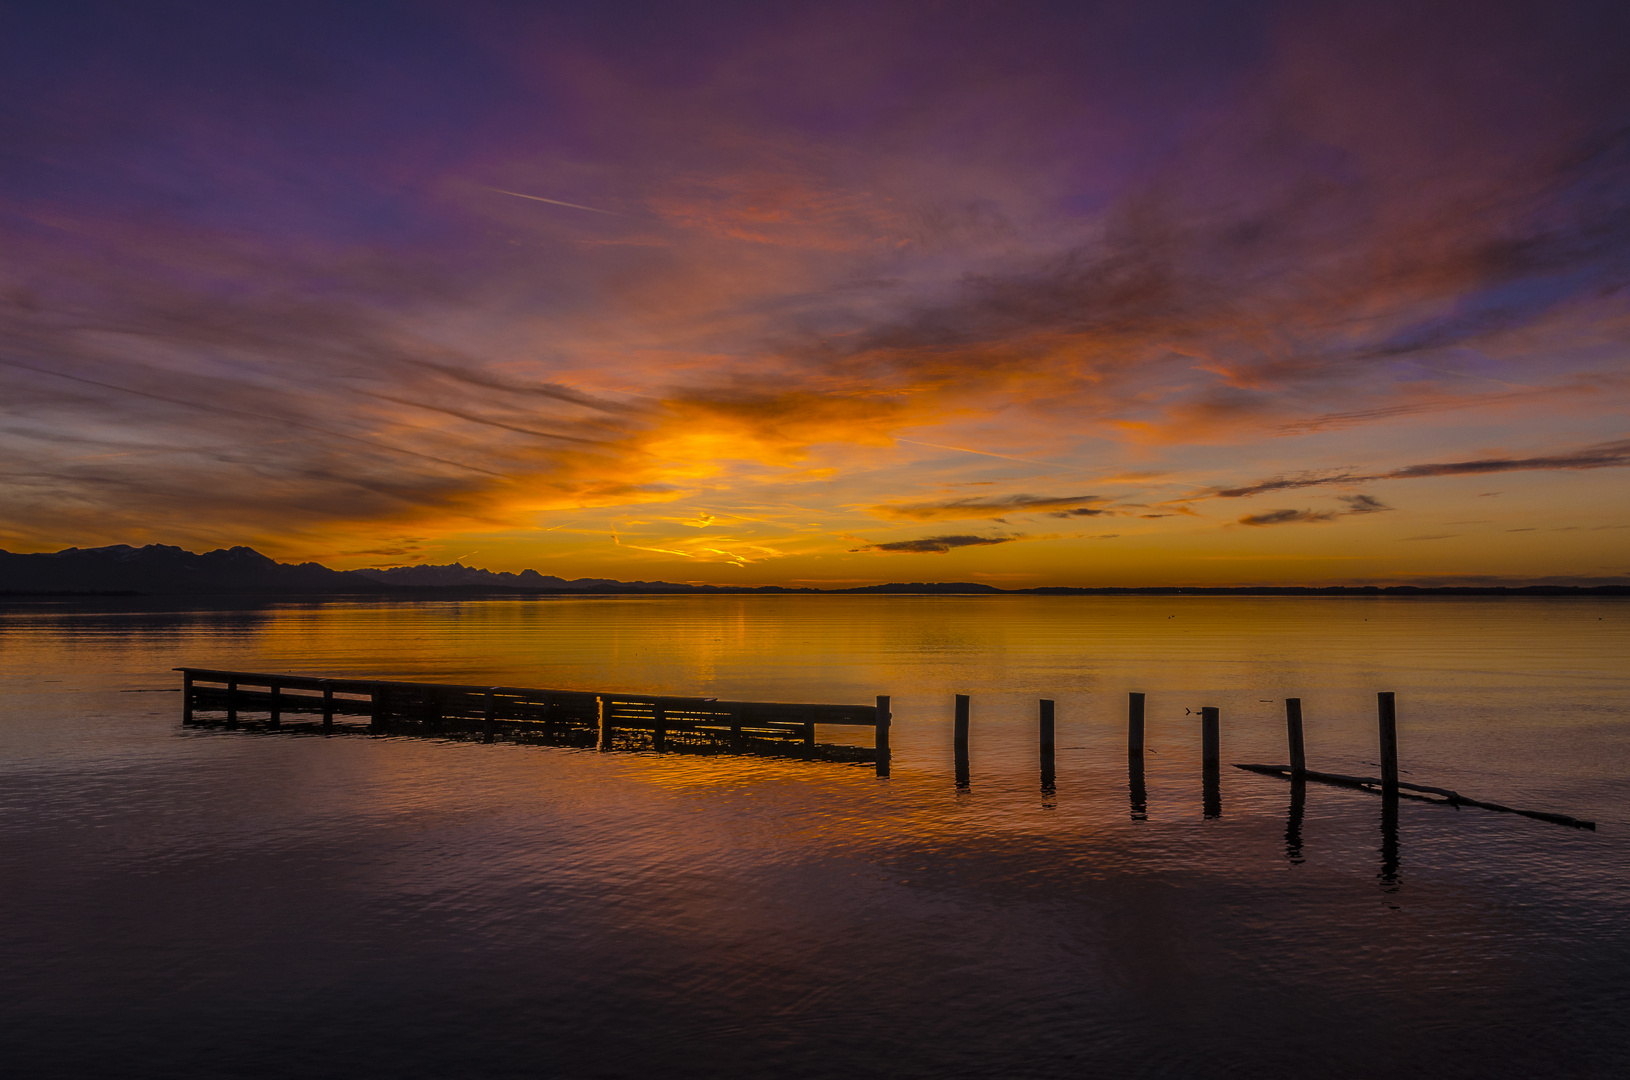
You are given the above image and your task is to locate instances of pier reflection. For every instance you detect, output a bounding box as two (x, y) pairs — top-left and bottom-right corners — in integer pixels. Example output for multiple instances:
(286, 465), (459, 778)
(1128, 751), (1147, 821)
(1285, 778), (1306, 864)
(1380, 792), (1401, 891)
(1203, 764), (1221, 819)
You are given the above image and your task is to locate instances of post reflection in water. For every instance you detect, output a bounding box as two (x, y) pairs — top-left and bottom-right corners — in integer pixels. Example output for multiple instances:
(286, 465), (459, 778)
(1128, 751), (1147, 821)
(1285, 778), (1306, 864)
(1381, 792), (1402, 890)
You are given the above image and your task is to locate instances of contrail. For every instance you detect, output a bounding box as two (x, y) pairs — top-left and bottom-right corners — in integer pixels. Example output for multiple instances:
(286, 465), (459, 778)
(895, 438), (1053, 466)
(488, 187), (622, 216)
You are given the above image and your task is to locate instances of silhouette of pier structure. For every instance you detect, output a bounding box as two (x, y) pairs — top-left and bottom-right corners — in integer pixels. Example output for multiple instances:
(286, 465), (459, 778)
(177, 667), (891, 773)
(950, 690), (1595, 831)
(177, 667), (1591, 830)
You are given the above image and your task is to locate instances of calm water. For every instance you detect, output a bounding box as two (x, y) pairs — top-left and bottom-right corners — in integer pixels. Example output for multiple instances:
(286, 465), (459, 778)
(3, 595), (1628, 1079)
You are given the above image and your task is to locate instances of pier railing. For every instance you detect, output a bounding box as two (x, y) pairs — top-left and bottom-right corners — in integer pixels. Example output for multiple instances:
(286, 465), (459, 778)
(175, 668), (891, 773)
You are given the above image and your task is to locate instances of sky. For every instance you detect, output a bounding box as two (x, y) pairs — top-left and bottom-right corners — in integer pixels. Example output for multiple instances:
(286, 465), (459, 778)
(2, 0), (1628, 587)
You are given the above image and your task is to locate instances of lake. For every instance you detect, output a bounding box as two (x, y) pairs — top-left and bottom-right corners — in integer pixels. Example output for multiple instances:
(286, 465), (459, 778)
(3, 594), (1628, 1078)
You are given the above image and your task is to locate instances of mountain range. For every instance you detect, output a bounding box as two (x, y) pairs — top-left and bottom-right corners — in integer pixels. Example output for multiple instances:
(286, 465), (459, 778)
(2, 544), (1625, 597)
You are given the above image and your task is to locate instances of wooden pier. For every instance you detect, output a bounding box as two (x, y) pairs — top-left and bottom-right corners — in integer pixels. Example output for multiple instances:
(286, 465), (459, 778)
(176, 668), (892, 774)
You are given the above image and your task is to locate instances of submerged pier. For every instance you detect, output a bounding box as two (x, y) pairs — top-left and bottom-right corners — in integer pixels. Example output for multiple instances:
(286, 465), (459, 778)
(176, 667), (892, 774)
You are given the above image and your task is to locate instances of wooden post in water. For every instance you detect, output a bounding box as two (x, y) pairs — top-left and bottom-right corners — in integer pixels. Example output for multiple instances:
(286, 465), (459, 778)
(1285, 697), (1306, 777)
(321, 681), (334, 731)
(597, 695), (612, 751)
(1378, 691), (1399, 793)
(267, 681), (281, 727)
(803, 705), (816, 757)
(370, 683), (384, 732)
(1039, 699), (1056, 788)
(654, 701), (668, 753)
(1128, 692), (1145, 756)
(226, 680), (239, 726)
(1201, 706), (1221, 818)
(730, 705), (745, 751)
(875, 695), (891, 777)
(483, 688), (496, 744)
(953, 694), (970, 786)
(1128, 692), (1147, 819)
(182, 671), (194, 723)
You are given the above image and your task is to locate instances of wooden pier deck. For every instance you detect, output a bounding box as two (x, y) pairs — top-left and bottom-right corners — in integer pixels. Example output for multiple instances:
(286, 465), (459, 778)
(176, 668), (892, 772)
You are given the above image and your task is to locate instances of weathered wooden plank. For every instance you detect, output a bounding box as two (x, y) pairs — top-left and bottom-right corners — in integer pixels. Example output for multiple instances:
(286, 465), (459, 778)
(1233, 763), (1595, 829)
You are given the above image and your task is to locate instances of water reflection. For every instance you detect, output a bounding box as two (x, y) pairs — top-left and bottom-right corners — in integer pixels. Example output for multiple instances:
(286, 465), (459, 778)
(1285, 778), (1306, 864)
(1381, 792), (1402, 891)
(1128, 751), (1147, 821)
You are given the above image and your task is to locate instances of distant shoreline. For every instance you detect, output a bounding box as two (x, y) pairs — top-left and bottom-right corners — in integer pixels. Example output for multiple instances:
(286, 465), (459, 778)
(4, 584), (1627, 599)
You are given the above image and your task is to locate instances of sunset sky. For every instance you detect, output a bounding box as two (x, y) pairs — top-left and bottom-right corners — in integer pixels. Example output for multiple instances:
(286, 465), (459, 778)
(3, 0), (1628, 586)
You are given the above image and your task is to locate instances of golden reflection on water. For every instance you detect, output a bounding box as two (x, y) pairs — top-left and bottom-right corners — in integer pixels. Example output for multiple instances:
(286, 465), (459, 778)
(3, 596), (1629, 1078)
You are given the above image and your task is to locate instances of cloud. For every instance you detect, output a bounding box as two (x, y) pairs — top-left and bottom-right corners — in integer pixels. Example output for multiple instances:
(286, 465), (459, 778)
(1238, 491), (1391, 526)
(1336, 494), (1391, 514)
(849, 534), (1021, 554)
(869, 494), (1107, 521)
(1211, 439), (1630, 499)
(1239, 509), (1337, 526)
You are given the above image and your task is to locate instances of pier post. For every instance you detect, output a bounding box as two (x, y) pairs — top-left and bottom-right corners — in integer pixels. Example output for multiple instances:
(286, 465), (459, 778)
(1128, 692), (1147, 819)
(1378, 691), (1399, 793)
(370, 684), (385, 732)
(1128, 692), (1145, 756)
(1039, 699), (1055, 789)
(1201, 706), (1220, 818)
(226, 680), (238, 726)
(597, 695), (612, 751)
(654, 701), (668, 753)
(268, 681), (281, 727)
(875, 695), (891, 777)
(803, 705), (816, 758)
(182, 671), (193, 723)
(483, 688), (496, 744)
(322, 681), (334, 731)
(1285, 697), (1306, 776)
(954, 694), (970, 787)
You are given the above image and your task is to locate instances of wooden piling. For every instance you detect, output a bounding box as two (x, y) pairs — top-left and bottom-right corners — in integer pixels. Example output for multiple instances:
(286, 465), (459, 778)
(182, 671), (194, 723)
(321, 681), (334, 730)
(654, 701), (669, 752)
(1128, 691), (1145, 756)
(226, 680), (238, 725)
(597, 695), (612, 751)
(1378, 691), (1398, 793)
(267, 681), (281, 727)
(1285, 697), (1306, 777)
(1039, 698), (1056, 787)
(370, 686), (384, 731)
(875, 695), (891, 777)
(954, 694), (970, 786)
(1201, 706), (1220, 768)
(483, 688), (496, 743)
